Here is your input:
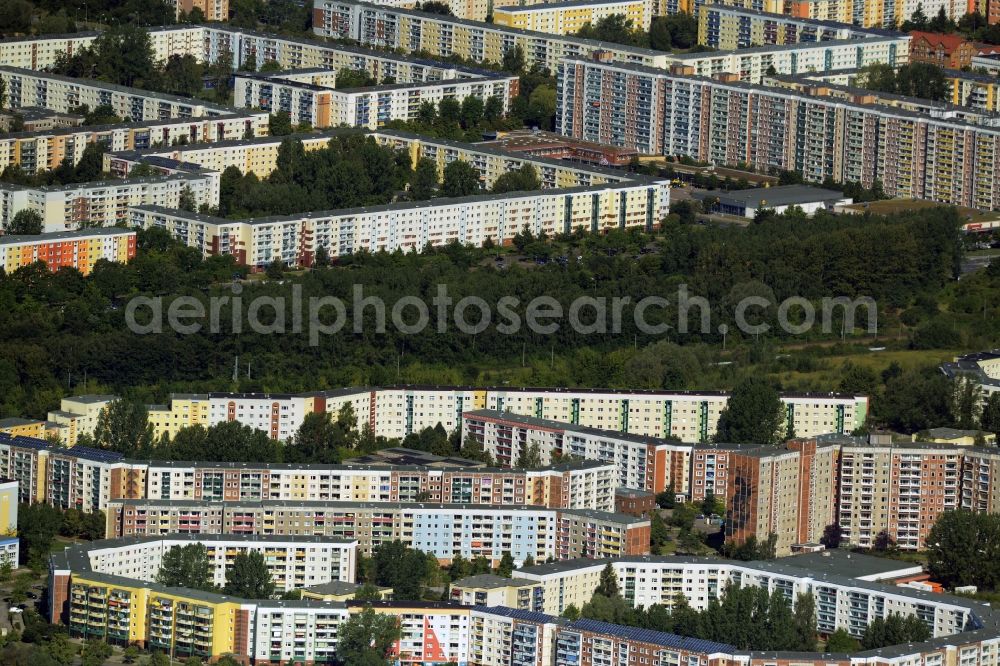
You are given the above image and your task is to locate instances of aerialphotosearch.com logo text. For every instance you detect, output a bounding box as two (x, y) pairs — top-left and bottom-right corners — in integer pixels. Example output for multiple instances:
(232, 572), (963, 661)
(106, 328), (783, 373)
(124, 283), (877, 346)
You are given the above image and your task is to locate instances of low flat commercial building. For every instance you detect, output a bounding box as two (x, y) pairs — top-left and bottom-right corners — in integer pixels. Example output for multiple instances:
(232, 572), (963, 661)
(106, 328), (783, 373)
(919, 427), (997, 446)
(450, 574), (544, 610)
(479, 130), (639, 167)
(0, 228), (136, 276)
(705, 185), (852, 218)
(300, 580), (392, 601)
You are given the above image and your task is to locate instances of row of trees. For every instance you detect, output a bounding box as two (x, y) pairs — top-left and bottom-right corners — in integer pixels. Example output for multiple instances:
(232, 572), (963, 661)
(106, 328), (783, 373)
(18, 503), (104, 568)
(572, 566), (820, 651)
(856, 62), (949, 101)
(575, 13), (701, 52)
(0, 204), (985, 427)
(217, 136), (415, 218)
(156, 543), (277, 598)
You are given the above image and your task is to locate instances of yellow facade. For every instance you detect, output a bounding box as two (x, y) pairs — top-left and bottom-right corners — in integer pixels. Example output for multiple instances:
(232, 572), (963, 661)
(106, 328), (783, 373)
(148, 396), (211, 440)
(0, 481), (17, 535)
(0, 419), (46, 439)
(494, 0), (649, 34)
(69, 575), (244, 656)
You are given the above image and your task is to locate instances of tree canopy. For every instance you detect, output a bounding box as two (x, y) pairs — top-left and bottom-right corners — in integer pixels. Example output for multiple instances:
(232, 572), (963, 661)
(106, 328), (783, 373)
(155, 544), (215, 591)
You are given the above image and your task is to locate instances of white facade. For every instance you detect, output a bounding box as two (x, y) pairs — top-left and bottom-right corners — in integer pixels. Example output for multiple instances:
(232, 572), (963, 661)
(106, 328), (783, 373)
(84, 535), (357, 593)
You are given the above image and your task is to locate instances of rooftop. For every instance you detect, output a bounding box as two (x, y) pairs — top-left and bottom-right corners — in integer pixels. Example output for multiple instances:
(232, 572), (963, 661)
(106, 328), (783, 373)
(451, 574), (537, 589)
(712, 185), (850, 207)
(781, 549), (924, 581)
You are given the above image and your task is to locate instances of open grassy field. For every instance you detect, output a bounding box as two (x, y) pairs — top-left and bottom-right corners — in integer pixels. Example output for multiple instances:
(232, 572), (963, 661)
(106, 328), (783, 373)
(764, 346), (961, 393)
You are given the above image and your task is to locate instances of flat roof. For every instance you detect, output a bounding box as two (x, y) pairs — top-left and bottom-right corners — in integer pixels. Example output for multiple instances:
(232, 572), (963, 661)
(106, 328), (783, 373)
(713, 185), (849, 207)
(452, 574), (537, 589)
(781, 549), (924, 581)
(0, 228), (134, 246)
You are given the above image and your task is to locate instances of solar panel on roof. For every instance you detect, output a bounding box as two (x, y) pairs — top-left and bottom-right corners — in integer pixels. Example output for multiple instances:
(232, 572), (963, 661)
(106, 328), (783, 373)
(66, 446), (124, 462)
(569, 618), (735, 652)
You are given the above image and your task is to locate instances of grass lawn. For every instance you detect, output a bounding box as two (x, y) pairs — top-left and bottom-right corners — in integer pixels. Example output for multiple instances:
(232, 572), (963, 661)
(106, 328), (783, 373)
(766, 348), (962, 393)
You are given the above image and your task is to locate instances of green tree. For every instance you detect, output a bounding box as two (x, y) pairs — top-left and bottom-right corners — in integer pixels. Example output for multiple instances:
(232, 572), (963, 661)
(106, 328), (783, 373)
(335, 68), (377, 89)
(650, 511), (670, 552)
(156, 543), (215, 592)
(441, 160), (481, 197)
(715, 376), (786, 445)
(81, 640), (113, 666)
(927, 511), (1000, 590)
(515, 442), (543, 469)
(484, 95), (504, 123)
(820, 523), (842, 550)
(4, 209), (43, 235)
(501, 44), (526, 73)
(561, 604), (581, 620)
(224, 550), (276, 599)
(336, 606), (401, 666)
(410, 157), (439, 200)
(793, 593), (817, 651)
(123, 646), (141, 664)
(951, 375), (983, 429)
(982, 392), (1000, 437)
(460, 96), (485, 128)
(491, 165), (540, 194)
(595, 563), (619, 597)
(290, 411), (345, 463)
(353, 582), (385, 601)
(825, 628), (860, 652)
(265, 259), (285, 279)
(94, 398), (153, 456)
(371, 540), (429, 600)
(268, 111), (293, 136)
(18, 502), (62, 566)
(497, 551), (515, 577)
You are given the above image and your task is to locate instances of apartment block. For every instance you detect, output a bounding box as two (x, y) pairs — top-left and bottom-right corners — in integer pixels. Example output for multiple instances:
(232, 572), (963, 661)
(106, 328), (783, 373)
(313, 0), (675, 73)
(48, 537), (1000, 666)
(462, 391), (864, 466)
(44, 394), (116, 446)
(557, 58), (1000, 209)
(697, 4), (887, 50)
(134, 458), (616, 511)
(0, 114), (267, 175)
(835, 436), (962, 550)
(0, 173), (216, 233)
(961, 447), (1000, 513)
(941, 350), (1000, 404)
(0, 431), (616, 512)
(106, 499), (651, 563)
(516, 555), (981, 635)
(132, 180), (660, 268)
(234, 69), (516, 129)
(315, 0), (907, 82)
(81, 534), (356, 593)
(462, 409), (692, 492)
(175, 0), (229, 21)
(0, 67), (232, 122)
(140, 385), (865, 445)
(0, 228), (136, 276)
(494, 0), (653, 34)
